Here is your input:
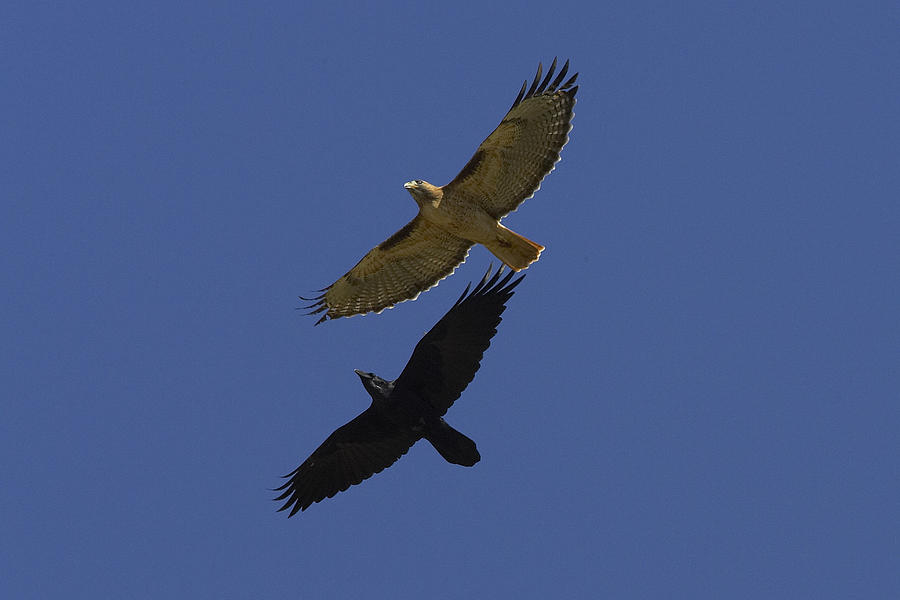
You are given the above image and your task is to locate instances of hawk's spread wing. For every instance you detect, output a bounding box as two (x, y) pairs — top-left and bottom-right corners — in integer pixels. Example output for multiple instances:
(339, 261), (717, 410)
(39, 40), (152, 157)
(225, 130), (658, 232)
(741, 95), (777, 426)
(304, 216), (473, 324)
(274, 408), (420, 516)
(392, 266), (524, 416)
(442, 58), (578, 220)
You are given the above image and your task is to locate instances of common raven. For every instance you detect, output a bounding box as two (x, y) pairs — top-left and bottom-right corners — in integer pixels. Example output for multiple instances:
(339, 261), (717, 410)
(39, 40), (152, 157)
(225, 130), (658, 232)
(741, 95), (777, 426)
(275, 266), (523, 515)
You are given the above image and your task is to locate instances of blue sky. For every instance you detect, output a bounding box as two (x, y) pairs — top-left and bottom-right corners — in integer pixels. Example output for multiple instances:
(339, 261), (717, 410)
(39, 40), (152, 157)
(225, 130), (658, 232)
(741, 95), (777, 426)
(2, 2), (898, 598)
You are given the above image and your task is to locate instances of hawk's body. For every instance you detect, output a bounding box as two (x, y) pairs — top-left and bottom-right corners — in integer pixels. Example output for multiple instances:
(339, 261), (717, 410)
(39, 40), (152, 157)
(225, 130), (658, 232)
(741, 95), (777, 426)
(306, 59), (577, 324)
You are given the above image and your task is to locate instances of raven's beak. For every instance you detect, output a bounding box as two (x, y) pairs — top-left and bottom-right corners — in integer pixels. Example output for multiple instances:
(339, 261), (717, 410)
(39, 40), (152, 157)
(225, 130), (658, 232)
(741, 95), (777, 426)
(354, 369), (369, 379)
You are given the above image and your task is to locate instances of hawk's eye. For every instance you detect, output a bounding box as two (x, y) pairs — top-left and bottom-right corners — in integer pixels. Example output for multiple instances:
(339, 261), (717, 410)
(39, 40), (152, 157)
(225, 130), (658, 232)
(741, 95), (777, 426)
(415, 180), (423, 184)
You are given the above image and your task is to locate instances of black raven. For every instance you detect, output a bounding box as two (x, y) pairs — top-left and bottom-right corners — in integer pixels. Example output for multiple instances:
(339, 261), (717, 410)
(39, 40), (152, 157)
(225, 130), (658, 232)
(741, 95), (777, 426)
(275, 266), (524, 515)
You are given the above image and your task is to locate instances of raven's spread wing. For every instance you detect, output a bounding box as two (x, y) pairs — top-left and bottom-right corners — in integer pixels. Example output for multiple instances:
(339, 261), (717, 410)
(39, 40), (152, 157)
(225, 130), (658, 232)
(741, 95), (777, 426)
(274, 408), (419, 516)
(303, 216), (472, 324)
(392, 266), (524, 416)
(442, 58), (577, 220)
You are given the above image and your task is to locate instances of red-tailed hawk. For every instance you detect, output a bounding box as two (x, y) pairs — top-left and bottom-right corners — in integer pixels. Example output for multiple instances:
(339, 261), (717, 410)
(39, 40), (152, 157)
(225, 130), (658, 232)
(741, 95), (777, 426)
(305, 58), (577, 324)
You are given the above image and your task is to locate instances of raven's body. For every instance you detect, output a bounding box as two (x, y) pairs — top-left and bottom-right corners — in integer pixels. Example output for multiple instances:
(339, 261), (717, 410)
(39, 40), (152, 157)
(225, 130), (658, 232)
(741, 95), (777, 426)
(275, 267), (522, 516)
(355, 370), (481, 467)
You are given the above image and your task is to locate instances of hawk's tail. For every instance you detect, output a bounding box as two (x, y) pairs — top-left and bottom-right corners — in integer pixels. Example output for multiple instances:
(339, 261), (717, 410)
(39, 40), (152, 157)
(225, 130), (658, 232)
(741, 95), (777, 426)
(486, 224), (545, 271)
(424, 419), (481, 467)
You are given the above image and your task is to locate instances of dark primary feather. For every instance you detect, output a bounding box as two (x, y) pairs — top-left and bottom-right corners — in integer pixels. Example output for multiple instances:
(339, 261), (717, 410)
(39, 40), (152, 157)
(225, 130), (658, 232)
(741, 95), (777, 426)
(509, 57), (579, 111)
(275, 266), (524, 516)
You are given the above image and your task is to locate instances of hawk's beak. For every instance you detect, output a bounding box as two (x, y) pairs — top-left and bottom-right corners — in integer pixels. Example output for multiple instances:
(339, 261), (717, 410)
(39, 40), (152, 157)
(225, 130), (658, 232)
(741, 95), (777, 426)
(404, 181), (415, 189)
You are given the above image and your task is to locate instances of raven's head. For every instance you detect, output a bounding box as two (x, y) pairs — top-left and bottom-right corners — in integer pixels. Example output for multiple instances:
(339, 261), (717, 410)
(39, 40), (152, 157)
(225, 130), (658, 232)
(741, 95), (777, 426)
(354, 369), (393, 401)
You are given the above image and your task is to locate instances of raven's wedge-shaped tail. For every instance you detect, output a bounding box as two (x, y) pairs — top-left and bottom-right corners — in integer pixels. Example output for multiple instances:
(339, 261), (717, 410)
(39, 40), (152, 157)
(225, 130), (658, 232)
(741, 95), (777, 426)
(424, 418), (481, 467)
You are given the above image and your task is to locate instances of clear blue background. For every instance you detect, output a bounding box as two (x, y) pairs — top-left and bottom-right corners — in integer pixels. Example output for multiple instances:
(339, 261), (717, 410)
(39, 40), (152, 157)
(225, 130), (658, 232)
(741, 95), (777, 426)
(2, 2), (897, 598)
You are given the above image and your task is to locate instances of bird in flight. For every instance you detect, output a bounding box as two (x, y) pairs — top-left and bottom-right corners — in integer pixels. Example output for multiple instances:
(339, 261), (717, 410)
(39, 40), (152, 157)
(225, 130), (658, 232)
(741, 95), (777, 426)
(275, 266), (523, 515)
(304, 58), (576, 324)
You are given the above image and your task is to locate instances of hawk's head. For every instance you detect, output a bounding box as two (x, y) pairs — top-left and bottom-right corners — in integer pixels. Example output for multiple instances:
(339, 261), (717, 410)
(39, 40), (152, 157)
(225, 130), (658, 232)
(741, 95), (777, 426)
(404, 179), (442, 205)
